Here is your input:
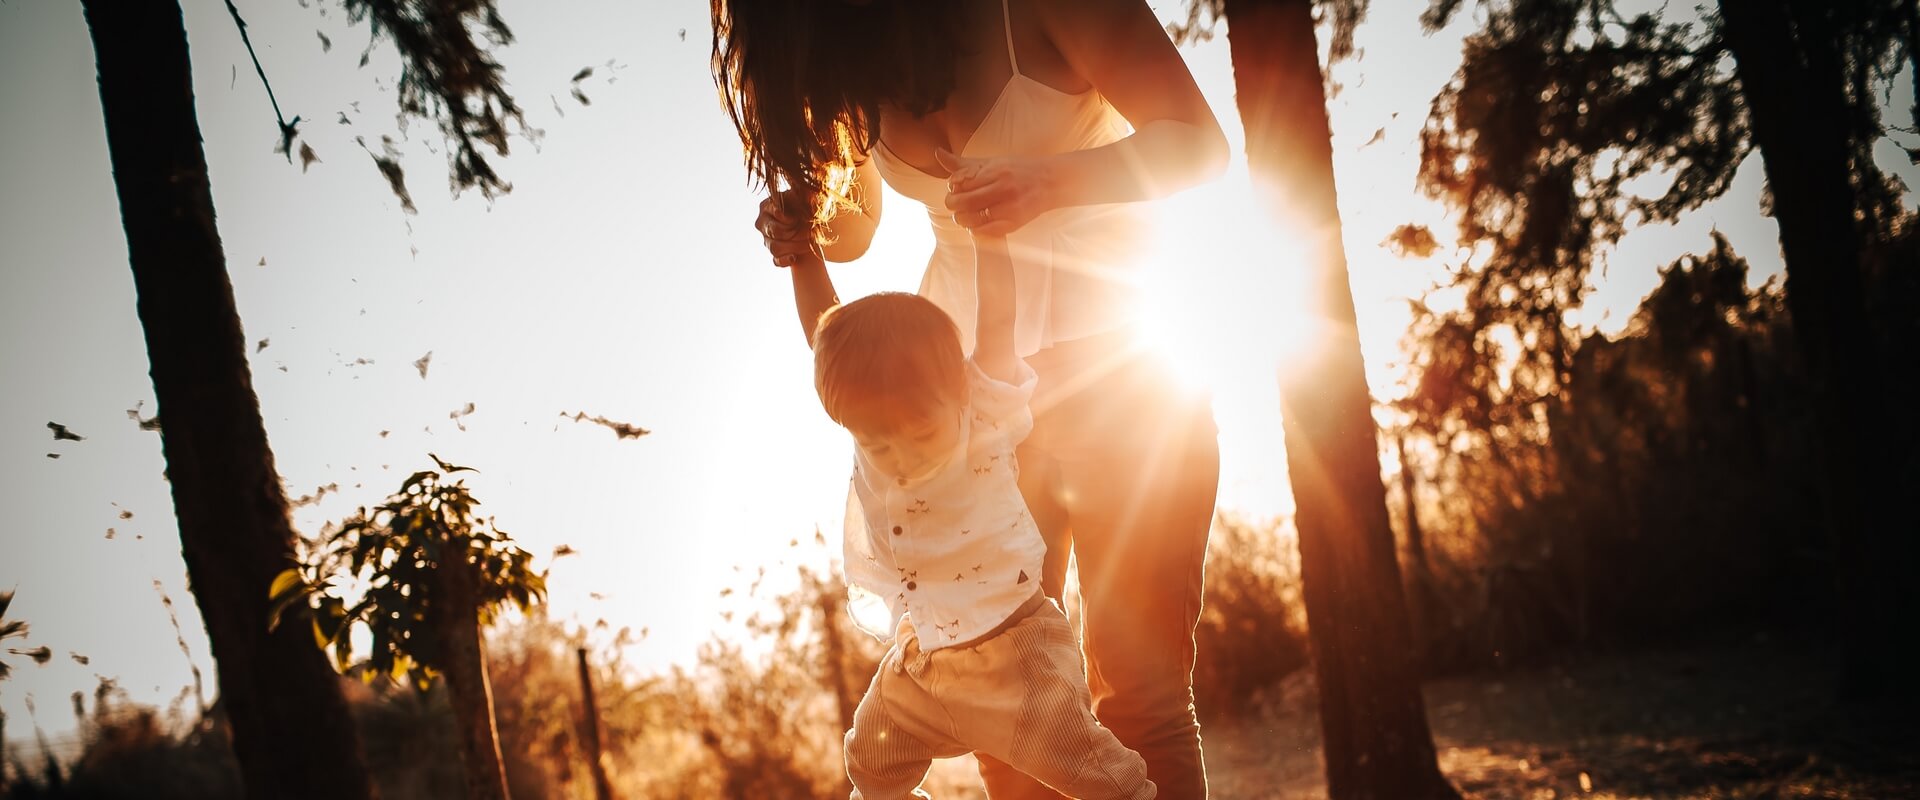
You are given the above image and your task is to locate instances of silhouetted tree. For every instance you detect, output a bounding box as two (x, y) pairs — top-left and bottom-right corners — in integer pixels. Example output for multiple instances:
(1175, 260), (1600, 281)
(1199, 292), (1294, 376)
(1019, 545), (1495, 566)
(78, 1), (533, 795)
(80, 4), (377, 796)
(1178, 1), (1461, 797)
(274, 459), (547, 800)
(1416, 0), (1917, 700)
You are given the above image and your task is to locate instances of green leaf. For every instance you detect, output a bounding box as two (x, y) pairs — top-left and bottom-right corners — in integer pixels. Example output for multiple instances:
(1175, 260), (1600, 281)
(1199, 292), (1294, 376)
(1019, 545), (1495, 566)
(268, 568), (306, 602)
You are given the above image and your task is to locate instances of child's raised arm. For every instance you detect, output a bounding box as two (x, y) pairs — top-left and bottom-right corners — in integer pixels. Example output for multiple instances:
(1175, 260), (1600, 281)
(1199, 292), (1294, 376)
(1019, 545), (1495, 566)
(788, 250), (839, 348)
(972, 233), (1019, 384)
(758, 192), (839, 347)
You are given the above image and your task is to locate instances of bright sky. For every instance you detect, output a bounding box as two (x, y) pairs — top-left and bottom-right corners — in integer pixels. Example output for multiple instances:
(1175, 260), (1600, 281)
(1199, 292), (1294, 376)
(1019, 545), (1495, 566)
(2, 0), (1912, 754)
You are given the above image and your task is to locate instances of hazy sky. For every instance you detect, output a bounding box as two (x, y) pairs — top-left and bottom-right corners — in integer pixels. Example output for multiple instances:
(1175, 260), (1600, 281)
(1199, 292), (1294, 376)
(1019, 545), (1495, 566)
(2, 0), (1912, 756)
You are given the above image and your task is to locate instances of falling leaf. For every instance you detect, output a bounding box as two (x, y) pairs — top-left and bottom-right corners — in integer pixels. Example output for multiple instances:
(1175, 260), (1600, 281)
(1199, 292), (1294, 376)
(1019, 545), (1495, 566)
(299, 142), (321, 173)
(678, 28), (687, 41)
(46, 453), (60, 460)
(559, 411), (650, 440)
(337, 111), (352, 126)
(449, 401), (477, 431)
(571, 66), (594, 82)
(105, 528), (116, 540)
(316, 30), (331, 52)
(256, 338), (270, 353)
(550, 94), (566, 118)
(1382, 223), (1441, 259)
(119, 510), (133, 520)
(358, 135), (416, 214)
(552, 544), (577, 558)
(48, 422), (85, 442)
(572, 86), (592, 106)
(414, 351), (433, 379)
(70, 652), (90, 666)
(1360, 127), (1386, 149)
(257, 256), (267, 266)
(378, 430), (390, 438)
(719, 587), (734, 597)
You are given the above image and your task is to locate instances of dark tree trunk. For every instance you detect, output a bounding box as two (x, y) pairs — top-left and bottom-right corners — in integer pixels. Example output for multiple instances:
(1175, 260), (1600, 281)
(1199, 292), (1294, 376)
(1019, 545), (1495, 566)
(80, 4), (376, 798)
(1395, 433), (1430, 577)
(1718, 0), (1909, 703)
(1221, 1), (1460, 797)
(438, 551), (511, 800)
(574, 648), (615, 800)
(1395, 432), (1438, 661)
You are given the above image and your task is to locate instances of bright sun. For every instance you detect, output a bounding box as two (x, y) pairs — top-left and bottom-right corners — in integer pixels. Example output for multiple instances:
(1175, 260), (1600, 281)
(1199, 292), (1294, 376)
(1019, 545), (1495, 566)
(1137, 170), (1317, 396)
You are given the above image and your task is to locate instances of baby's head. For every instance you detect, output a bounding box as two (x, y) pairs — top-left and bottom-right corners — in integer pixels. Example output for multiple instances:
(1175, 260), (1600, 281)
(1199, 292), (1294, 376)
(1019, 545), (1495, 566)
(814, 292), (967, 480)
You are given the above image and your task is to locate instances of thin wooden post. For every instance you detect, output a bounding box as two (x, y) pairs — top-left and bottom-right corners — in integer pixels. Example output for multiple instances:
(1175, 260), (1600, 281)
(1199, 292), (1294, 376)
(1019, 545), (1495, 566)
(575, 647), (615, 800)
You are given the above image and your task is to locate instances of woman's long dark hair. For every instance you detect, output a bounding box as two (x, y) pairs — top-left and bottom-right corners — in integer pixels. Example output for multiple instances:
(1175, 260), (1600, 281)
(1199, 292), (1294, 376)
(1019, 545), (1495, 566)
(712, 0), (960, 228)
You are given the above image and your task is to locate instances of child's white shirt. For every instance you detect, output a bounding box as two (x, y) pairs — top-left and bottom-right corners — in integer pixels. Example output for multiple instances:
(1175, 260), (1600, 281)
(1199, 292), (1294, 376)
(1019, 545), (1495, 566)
(842, 358), (1046, 650)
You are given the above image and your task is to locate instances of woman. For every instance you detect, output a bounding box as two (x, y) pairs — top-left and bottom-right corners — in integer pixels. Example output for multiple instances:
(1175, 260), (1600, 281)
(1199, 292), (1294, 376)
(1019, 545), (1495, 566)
(714, 1), (1228, 796)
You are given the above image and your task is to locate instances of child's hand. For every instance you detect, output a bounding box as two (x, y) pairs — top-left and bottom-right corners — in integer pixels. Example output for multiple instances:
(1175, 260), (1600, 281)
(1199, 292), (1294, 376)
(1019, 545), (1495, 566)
(757, 190), (820, 268)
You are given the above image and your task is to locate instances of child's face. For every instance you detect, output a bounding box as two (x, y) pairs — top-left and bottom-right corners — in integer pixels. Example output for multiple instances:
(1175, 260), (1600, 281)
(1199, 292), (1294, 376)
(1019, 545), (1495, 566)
(847, 398), (963, 482)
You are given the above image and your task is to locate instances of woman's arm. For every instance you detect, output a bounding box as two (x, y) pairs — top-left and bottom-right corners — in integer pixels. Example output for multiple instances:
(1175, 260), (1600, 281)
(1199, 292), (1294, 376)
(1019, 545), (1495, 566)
(820, 157), (884, 263)
(945, 0), (1229, 235)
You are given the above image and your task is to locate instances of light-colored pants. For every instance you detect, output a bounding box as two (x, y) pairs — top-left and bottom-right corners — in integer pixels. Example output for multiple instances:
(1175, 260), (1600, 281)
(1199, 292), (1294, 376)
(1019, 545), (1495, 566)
(977, 332), (1219, 800)
(844, 600), (1156, 800)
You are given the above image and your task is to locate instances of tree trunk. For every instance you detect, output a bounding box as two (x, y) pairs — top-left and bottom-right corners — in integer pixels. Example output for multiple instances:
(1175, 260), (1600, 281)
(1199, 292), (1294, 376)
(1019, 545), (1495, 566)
(1718, 0), (1909, 703)
(575, 648), (615, 800)
(80, 4), (376, 798)
(1395, 432), (1437, 661)
(1221, 1), (1460, 797)
(438, 548), (511, 800)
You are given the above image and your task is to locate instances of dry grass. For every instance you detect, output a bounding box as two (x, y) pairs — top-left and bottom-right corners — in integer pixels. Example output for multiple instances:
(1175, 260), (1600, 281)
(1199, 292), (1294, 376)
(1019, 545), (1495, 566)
(1203, 636), (1920, 799)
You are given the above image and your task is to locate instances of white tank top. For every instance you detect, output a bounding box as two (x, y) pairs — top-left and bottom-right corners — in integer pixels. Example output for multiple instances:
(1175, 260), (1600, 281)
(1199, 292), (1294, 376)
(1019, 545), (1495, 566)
(871, 0), (1152, 357)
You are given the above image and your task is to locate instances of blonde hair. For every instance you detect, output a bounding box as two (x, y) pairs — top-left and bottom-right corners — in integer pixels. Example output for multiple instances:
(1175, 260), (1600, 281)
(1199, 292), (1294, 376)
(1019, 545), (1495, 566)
(813, 292), (966, 432)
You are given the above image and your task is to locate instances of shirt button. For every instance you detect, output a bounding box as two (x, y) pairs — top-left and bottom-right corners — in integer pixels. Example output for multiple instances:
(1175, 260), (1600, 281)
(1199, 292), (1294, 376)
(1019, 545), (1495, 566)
(892, 525), (903, 536)
(906, 581), (918, 590)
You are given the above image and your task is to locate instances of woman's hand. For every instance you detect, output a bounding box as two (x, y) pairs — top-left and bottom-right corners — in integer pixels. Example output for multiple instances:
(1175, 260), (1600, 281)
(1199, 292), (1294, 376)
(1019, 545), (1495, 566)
(756, 190), (820, 268)
(937, 149), (1059, 237)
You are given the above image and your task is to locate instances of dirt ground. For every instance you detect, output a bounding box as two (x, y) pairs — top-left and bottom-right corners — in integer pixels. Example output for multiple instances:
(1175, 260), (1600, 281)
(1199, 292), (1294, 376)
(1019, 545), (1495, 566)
(922, 635), (1920, 799)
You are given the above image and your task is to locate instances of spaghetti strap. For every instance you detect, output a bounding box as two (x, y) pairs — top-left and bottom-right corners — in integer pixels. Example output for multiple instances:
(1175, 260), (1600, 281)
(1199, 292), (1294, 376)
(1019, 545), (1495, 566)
(1001, 0), (1021, 75)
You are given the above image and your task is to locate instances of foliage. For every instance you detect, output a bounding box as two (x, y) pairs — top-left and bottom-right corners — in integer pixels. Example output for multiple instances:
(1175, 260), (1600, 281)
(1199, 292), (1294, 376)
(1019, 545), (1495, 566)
(1405, 0), (1914, 444)
(0, 592), (51, 684)
(3, 681), (241, 800)
(270, 456), (546, 691)
(336, 0), (531, 200)
(1386, 233), (1905, 669)
(1193, 514), (1307, 723)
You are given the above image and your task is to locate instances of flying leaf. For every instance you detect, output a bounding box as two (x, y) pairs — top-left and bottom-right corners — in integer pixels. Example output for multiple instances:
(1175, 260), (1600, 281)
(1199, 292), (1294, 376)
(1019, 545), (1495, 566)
(359, 136), (416, 214)
(256, 338), (270, 353)
(413, 351), (433, 379)
(1360, 127), (1386, 149)
(316, 30), (332, 52)
(559, 411), (650, 440)
(299, 142), (321, 173)
(48, 422), (84, 442)
(1382, 224), (1441, 259)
